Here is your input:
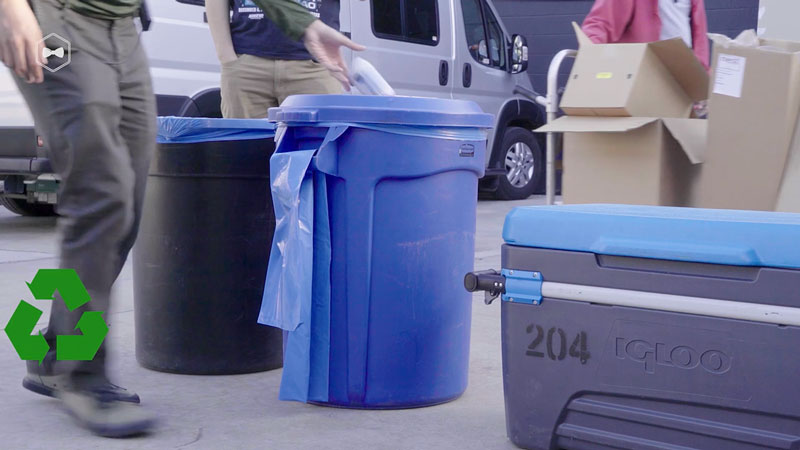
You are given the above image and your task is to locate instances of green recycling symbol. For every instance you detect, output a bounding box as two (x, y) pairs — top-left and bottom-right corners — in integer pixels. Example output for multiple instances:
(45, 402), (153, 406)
(3, 269), (108, 363)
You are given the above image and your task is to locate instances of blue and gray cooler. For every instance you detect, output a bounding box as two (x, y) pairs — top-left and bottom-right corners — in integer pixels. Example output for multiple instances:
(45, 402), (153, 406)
(466, 204), (800, 450)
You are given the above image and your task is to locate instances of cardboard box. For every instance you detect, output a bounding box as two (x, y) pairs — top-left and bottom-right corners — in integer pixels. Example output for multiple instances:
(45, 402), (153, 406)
(692, 33), (800, 211)
(776, 120), (800, 212)
(559, 24), (709, 118)
(774, 86), (800, 213)
(538, 117), (706, 206)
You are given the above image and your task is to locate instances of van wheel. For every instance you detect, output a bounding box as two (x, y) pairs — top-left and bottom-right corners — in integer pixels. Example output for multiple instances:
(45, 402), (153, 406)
(495, 127), (543, 200)
(0, 195), (57, 217)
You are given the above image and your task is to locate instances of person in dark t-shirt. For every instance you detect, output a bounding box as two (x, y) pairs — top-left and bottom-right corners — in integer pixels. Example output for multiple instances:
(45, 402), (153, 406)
(208, 0), (342, 118)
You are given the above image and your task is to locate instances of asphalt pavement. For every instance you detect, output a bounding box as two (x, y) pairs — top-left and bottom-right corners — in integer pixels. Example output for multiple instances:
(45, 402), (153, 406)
(0, 197), (549, 450)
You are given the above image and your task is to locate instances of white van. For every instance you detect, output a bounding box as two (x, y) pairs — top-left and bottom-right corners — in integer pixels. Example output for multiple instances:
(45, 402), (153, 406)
(0, 0), (545, 215)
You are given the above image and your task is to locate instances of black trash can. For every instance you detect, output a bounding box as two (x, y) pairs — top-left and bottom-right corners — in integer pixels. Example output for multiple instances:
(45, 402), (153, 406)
(132, 117), (282, 375)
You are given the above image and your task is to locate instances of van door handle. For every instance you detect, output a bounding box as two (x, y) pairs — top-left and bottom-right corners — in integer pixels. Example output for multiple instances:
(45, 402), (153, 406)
(439, 60), (449, 86)
(463, 63), (472, 88)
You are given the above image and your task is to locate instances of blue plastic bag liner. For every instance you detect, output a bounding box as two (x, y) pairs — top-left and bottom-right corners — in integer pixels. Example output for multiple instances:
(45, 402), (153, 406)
(156, 116), (276, 144)
(259, 149), (315, 331)
(504, 204), (800, 269)
(260, 147), (316, 401)
(259, 125), (346, 402)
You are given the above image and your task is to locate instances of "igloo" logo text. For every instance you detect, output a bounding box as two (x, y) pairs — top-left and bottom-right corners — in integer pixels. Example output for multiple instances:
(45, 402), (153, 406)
(615, 338), (732, 375)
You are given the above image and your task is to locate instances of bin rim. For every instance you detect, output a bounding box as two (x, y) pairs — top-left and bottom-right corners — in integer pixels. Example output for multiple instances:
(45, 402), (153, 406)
(268, 95), (494, 128)
(157, 116), (276, 144)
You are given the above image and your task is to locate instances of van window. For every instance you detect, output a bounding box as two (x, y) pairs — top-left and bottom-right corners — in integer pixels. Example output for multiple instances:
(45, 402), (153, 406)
(462, 0), (489, 65)
(461, 0), (506, 70)
(484, 4), (506, 70)
(372, 0), (439, 46)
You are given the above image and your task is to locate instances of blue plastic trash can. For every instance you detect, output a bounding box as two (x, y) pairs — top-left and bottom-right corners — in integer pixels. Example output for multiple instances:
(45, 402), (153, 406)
(266, 95), (493, 408)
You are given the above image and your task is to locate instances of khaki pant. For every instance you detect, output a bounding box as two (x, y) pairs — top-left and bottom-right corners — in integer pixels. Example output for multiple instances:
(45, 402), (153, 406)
(221, 56), (342, 119)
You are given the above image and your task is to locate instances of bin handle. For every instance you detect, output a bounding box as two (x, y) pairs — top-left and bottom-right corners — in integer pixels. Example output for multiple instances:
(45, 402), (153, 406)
(313, 126), (349, 176)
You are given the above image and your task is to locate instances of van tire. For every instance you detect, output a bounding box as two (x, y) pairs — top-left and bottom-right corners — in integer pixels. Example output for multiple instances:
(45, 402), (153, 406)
(0, 195), (57, 217)
(495, 127), (543, 200)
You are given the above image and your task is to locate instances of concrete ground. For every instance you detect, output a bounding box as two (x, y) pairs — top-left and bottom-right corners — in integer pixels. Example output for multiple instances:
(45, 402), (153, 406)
(0, 197), (550, 450)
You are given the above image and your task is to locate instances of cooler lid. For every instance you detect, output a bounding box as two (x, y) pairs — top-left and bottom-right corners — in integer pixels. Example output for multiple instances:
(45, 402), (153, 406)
(157, 117), (276, 144)
(503, 204), (800, 269)
(269, 95), (494, 127)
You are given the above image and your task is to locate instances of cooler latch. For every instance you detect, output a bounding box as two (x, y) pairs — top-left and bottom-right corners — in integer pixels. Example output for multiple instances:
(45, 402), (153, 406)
(464, 269), (506, 305)
(500, 269), (542, 305)
(464, 269), (543, 305)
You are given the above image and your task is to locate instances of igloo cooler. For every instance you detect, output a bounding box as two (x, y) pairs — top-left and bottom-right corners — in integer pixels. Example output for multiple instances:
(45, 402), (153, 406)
(465, 205), (800, 450)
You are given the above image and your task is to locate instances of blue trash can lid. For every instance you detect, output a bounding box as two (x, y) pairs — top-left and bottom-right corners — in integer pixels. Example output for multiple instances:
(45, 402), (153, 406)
(157, 117), (276, 144)
(269, 95), (494, 127)
(503, 204), (800, 269)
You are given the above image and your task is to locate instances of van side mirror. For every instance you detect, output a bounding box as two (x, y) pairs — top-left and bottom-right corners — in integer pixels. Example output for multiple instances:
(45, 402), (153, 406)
(510, 34), (529, 74)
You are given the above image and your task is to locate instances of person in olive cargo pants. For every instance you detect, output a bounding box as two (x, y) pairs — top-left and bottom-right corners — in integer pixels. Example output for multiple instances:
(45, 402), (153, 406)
(0, 0), (362, 437)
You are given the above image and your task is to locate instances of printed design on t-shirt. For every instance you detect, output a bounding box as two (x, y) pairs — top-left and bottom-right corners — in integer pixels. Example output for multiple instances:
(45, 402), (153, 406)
(235, 0), (321, 21)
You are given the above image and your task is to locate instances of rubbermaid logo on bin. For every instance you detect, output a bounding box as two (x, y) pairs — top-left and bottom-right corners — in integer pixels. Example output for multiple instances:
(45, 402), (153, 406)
(459, 144), (475, 157)
(615, 338), (732, 375)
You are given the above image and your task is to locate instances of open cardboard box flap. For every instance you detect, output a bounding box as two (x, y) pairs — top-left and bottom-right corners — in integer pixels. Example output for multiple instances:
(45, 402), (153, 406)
(536, 116), (706, 164)
(662, 118), (707, 164)
(572, 22), (709, 101)
(573, 22), (593, 48)
(649, 39), (709, 102)
(536, 116), (657, 133)
(565, 23), (709, 117)
(709, 30), (800, 53)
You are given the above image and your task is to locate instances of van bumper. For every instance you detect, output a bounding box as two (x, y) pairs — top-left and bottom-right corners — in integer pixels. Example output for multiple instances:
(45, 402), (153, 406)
(0, 156), (52, 175)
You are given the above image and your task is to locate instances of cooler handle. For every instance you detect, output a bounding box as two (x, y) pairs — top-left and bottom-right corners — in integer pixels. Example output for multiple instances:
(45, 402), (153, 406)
(591, 238), (762, 267)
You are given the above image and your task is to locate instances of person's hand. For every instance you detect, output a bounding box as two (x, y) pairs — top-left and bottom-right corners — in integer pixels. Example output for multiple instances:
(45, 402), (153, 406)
(302, 20), (365, 91)
(692, 100), (708, 119)
(0, 0), (45, 83)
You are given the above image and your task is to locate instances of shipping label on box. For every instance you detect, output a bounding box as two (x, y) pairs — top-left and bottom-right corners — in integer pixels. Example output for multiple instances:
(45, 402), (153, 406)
(713, 54), (747, 98)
